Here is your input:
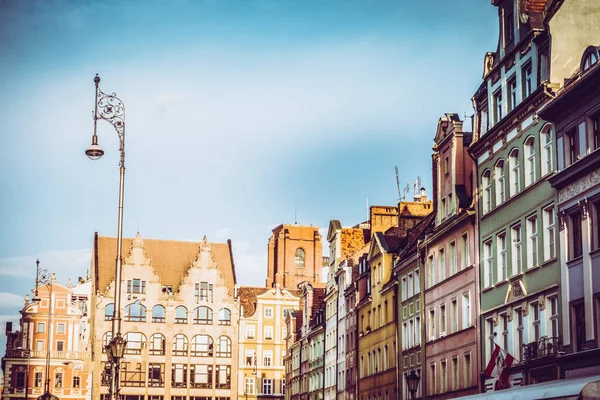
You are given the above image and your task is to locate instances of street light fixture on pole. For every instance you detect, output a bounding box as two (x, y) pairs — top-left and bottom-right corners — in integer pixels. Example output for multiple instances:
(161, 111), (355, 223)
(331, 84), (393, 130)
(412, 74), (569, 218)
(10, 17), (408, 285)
(86, 74), (127, 400)
(405, 370), (420, 400)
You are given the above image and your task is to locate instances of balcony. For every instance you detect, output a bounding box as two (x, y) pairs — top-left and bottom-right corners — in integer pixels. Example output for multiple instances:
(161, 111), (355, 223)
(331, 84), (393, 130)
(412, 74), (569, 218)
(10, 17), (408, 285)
(521, 336), (561, 362)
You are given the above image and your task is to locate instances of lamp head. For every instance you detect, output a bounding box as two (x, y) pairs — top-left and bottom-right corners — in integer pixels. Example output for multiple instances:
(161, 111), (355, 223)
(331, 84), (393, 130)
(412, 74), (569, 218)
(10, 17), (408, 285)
(86, 135), (104, 160)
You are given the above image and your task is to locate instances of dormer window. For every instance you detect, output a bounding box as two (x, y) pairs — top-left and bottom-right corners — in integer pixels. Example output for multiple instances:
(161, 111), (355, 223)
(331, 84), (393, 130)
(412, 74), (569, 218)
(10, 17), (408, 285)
(504, 6), (514, 48)
(581, 46), (599, 73)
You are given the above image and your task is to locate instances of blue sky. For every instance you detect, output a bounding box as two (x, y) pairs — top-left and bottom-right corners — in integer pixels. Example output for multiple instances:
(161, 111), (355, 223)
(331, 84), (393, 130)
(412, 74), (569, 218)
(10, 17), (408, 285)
(0, 0), (498, 341)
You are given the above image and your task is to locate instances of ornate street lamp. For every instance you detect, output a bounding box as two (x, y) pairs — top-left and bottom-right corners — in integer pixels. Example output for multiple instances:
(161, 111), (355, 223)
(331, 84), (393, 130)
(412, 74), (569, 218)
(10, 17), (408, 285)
(405, 370), (420, 400)
(34, 262), (58, 400)
(86, 74), (127, 400)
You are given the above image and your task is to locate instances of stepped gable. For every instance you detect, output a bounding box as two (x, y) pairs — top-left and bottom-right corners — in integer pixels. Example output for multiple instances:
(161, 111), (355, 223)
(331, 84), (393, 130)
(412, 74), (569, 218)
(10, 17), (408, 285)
(94, 233), (237, 296)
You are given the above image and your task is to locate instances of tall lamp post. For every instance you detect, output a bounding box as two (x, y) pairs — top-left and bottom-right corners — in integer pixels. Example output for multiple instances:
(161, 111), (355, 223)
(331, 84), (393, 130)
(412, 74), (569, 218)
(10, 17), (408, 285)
(85, 74), (127, 400)
(33, 261), (58, 400)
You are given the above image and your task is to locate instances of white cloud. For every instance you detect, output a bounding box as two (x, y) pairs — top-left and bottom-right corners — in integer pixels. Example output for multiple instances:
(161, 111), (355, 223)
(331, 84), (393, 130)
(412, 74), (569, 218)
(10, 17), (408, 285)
(0, 293), (26, 309)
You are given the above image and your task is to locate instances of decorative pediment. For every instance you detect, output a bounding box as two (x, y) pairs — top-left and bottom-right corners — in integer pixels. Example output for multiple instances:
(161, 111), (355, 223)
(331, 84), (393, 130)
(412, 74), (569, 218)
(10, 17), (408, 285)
(125, 232), (151, 266)
(505, 278), (527, 304)
(192, 236), (215, 269)
(327, 220), (342, 242)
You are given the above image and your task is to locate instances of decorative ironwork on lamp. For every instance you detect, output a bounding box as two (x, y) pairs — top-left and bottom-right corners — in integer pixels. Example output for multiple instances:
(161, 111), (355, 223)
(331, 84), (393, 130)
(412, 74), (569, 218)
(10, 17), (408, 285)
(405, 370), (420, 400)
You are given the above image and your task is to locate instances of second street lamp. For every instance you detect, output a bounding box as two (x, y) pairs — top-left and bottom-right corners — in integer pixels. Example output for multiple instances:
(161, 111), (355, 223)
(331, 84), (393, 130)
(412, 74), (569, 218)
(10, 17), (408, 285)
(86, 74), (127, 400)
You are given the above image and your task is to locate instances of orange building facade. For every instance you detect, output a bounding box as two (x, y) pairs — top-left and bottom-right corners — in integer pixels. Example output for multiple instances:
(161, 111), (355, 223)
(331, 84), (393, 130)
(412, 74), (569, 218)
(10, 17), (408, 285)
(2, 277), (92, 400)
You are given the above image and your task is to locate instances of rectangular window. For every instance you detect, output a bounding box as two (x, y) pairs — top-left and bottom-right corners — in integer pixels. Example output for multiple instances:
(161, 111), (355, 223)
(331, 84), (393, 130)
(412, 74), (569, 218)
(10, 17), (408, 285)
(429, 255), (435, 287)
(57, 323), (65, 334)
(450, 241), (457, 275)
(57, 341), (64, 352)
(440, 360), (447, 393)
(462, 293), (471, 329)
(526, 217), (538, 271)
(439, 248), (446, 282)
(429, 363), (436, 395)
(486, 318), (495, 361)
(464, 353), (472, 388)
(504, 8), (514, 47)
(501, 313), (509, 352)
(593, 113), (600, 151)
(512, 224), (522, 274)
(523, 63), (532, 98)
(172, 364), (187, 388)
(451, 357), (458, 391)
(54, 372), (63, 388)
(148, 364), (165, 387)
(35, 372), (43, 387)
(38, 322), (45, 333)
(263, 378), (273, 395)
(568, 127), (580, 166)
(571, 211), (583, 259)
(264, 307), (273, 318)
(462, 233), (469, 269)
(440, 304), (446, 336)
(215, 365), (230, 389)
(245, 378), (255, 394)
(414, 270), (420, 295)
(73, 376), (81, 388)
(531, 302), (541, 342)
(508, 76), (517, 111)
(246, 325), (255, 340)
(200, 282), (208, 301)
(542, 129), (553, 176)
(515, 308), (524, 357)
(543, 206), (556, 260)
(429, 309), (436, 340)
(484, 240), (493, 287)
(36, 341), (44, 351)
(407, 273), (413, 298)
(264, 326), (274, 340)
(16, 371), (25, 388)
(497, 232), (507, 281)
(549, 296), (559, 339)
(263, 351), (272, 367)
(494, 89), (503, 124)
(451, 299), (458, 333)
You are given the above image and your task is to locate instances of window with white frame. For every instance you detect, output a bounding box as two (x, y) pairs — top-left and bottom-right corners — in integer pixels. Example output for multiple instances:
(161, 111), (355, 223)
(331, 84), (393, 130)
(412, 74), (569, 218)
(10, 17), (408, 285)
(462, 233), (469, 269)
(429, 309), (436, 340)
(440, 303), (446, 336)
(548, 296), (559, 339)
(528, 215), (538, 268)
(522, 63), (532, 98)
(246, 325), (255, 340)
(414, 269), (420, 295)
(512, 224), (522, 274)
(497, 232), (507, 282)
(451, 299), (458, 333)
(264, 307), (273, 318)
(500, 313), (509, 352)
(407, 273), (413, 298)
(439, 248), (446, 282)
(429, 363), (437, 395)
(530, 302), (541, 343)
(508, 76), (517, 112)
(484, 240), (493, 287)
(245, 378), (255, 394)
(486, 317), (495, 361)
(510, 149), (520, 196)
(524, 137), (536, 187)
(429, 255), (435, 287)
(401, 276), (407, 301)
(541, 125), (553, 176)
(450, 241), (457, 275)
(514, 308), (524, 357)
(483, 170), (492, 213)
(462, 292), (471, 329)
(415, 316), (421, 345)
(494, 89), (503, 124)
(543, 205), (556, 260)
(263, 350), (272, 367)
(496, 159), (505, 205)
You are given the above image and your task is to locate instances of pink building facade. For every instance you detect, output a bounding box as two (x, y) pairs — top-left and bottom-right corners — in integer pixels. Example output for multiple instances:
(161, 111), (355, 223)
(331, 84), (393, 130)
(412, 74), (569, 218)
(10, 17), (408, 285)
(422, 114), (481, 398)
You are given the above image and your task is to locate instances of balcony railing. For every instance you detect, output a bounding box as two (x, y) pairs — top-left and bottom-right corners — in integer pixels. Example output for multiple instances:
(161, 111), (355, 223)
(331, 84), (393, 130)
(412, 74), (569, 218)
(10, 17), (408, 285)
(521, 336), (561, 362)
(4, 350), (91, 360)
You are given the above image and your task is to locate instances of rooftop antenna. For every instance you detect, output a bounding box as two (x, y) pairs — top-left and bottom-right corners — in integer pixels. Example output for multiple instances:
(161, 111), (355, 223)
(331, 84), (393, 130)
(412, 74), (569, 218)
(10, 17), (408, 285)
(294, 200), (297, 225)
(366, 197), (370, 222)
(403, 184), (410, 201)
(414, 176), (422, 201)
(395, 166), (401, 202)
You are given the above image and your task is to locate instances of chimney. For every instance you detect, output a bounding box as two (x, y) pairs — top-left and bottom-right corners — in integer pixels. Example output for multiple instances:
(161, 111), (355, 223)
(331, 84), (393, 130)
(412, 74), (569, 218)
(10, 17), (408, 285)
(6, 321), (12, 334)
(420, 187), (427, 202)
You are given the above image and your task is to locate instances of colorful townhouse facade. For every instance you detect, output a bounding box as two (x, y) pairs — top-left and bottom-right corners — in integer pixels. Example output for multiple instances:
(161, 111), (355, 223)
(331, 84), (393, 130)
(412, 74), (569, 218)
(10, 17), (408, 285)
(468, 0), (600, 392)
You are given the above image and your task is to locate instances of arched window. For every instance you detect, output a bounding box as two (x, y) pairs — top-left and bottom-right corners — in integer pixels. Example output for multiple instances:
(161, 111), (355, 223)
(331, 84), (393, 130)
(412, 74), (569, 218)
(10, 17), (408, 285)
(218, 308), (231, 325)
(581, 47), (599, 73)
(124, 301), (146, 322)
(509, 149), (520, 197)
(175, 306), (187, 324)
(191, 335), (213, 357)
(295, 248), (305, 268)
(193, 306), (213, 325)
(495, 160), (505, 206)
(150, 333), (165, 355)
(102, 332), (112, 353)
(124, 332), (146, 354)
(152, 305), (165, 323)
(216, 336), (231, 357)
(105, 304), (114, 321)
(524, 137), (536, 187)
(482, 170), (492, 214)
(540, 124), (553, 176)
(173, 334), (188, 356)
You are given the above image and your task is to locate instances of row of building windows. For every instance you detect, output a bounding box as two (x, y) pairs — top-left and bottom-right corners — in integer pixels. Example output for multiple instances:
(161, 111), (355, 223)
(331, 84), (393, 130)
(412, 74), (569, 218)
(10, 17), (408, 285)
(426, 233), (471, 288)
(104, 303), (231, 325)
(482, 206), (556, 287)
(560, 113), (600, 169)
(428, 353), (473, 396)
(359, 344), (395, 378)
(427, 293), (471, 341)
(102, 332), (232, 357)
(101, 396), (229, 400)
(13, 370), (80, 389)
(482, 126), (554, 214)
(244, 324), (281, 340)
(244, 377), (283, 395)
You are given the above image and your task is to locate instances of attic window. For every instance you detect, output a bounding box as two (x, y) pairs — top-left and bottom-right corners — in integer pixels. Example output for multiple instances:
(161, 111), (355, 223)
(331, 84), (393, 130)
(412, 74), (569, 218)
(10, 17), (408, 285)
(581, 47), (599, 73)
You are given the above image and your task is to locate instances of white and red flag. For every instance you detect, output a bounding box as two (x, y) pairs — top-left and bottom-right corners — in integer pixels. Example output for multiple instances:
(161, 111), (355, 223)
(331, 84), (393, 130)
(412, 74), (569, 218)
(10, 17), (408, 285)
(484, 344), (516, 390)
